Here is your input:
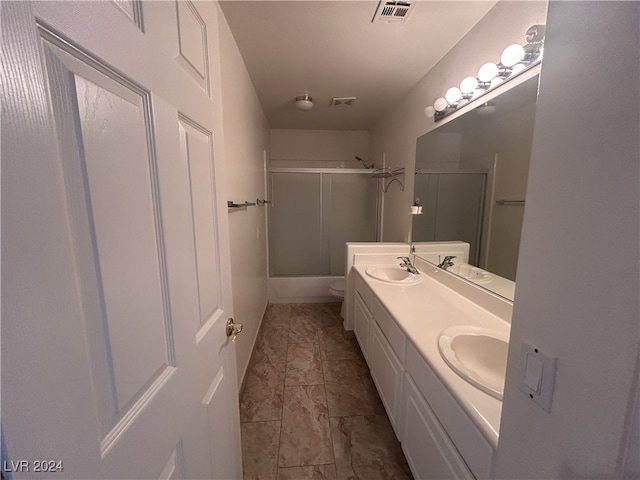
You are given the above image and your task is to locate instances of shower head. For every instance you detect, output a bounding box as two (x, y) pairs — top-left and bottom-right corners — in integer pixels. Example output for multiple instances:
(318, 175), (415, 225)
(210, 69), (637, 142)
(355, 156), (374, 169)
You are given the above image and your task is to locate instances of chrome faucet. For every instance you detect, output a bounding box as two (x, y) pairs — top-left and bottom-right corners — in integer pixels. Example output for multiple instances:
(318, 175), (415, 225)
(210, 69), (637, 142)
(397, 256), (419, 274)
(437, 255), (456, 270)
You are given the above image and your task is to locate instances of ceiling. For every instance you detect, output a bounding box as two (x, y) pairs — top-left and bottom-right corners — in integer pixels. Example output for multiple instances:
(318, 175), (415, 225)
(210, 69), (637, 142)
(219, 1), (498, 131)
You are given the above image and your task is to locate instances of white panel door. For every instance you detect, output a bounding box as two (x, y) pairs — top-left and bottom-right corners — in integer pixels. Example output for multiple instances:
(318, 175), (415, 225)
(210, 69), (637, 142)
(1, 1), (240, 478)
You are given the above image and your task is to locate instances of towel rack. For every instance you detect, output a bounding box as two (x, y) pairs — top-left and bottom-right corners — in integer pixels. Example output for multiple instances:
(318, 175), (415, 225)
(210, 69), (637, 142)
(227, 199), (272, 208)
(227, 200), (257, 208)
(372, 167), (405, 192)
(495, 199), (526, 206)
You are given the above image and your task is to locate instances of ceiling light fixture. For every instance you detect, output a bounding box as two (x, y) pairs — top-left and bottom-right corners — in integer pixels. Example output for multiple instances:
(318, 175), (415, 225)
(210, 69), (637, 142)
(295, 94), (314, 111)
(424, 24), (545, 122)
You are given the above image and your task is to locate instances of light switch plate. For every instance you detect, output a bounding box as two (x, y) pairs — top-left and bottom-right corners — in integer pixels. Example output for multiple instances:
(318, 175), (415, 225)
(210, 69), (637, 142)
(517, 341), (557, 412)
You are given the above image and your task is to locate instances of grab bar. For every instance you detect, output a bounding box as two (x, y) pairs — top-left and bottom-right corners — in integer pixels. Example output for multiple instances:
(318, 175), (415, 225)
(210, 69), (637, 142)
(495, 199), (526, 206)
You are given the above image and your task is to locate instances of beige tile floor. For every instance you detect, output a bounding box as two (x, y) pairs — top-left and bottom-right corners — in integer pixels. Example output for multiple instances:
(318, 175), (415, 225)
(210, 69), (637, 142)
(239, 303), (413, 480)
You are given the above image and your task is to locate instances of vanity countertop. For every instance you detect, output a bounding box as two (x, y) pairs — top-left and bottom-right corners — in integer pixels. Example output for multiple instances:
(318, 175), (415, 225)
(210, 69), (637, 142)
(353, 264), (510, 447)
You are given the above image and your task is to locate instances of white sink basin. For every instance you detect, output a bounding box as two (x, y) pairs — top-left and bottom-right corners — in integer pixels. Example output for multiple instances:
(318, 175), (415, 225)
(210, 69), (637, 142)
(438, 325), (509, 400)
(450, 263), (493, 284)
(365, 266), (423, 285)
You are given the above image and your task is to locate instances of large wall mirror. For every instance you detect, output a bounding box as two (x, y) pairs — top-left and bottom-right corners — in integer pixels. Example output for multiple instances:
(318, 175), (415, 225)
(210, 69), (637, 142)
(411, 71), (540, 301)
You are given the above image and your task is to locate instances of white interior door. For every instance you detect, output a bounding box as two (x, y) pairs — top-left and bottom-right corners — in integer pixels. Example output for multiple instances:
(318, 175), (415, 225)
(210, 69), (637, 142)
(1, 1), (241, 478)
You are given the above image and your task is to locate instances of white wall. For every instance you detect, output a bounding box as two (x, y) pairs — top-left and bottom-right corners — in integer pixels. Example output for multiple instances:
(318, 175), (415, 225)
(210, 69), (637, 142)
(496, 1), (639, 478)
(369, 1), (548, 242)
(218, 8), (270, 386)
(270, 128), (369, 168)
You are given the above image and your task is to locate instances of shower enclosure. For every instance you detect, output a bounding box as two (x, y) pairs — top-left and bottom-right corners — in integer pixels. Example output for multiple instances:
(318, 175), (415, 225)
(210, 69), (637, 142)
(268, 169), (378, 277)
(412, 171), (487, 265)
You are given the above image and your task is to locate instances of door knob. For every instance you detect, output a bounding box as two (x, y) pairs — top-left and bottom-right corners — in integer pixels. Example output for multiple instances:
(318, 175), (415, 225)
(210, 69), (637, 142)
(226, 318), (243, 342)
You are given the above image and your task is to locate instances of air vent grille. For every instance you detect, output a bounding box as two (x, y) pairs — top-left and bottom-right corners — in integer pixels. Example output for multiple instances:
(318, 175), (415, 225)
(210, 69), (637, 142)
(373, 1), (415, 24)
(330, 97), (356, 107)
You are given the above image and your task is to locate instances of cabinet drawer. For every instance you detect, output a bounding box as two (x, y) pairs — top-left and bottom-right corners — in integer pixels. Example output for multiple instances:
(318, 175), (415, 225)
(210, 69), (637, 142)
(402, 374), (474, 480)
(354, 272), (373, 312)
(372, 297), (406, 362)
(406, 342), (494, 479)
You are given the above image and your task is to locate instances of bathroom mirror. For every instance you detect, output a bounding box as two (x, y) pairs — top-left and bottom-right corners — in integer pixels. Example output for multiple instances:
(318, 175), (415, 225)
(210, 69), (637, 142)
(411, 72), (540, 301)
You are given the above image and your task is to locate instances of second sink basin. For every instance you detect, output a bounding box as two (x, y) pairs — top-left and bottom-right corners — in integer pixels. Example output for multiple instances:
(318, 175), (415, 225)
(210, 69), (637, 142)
(438, 325), (509, 400)
(365, 265), (423, 285)
(449, 263), (493, 284)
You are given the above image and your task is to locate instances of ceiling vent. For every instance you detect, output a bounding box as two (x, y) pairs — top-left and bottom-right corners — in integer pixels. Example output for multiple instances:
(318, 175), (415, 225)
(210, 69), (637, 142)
(372, 1), (415, 24)
(330, 97), (356, 107)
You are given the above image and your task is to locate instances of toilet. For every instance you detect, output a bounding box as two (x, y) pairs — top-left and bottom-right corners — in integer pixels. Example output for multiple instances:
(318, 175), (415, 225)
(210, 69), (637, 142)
(329, 279), (346, 318)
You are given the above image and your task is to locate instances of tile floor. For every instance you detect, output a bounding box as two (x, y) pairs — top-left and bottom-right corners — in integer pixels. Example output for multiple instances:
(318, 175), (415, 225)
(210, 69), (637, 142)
(239, 303), (413, 480)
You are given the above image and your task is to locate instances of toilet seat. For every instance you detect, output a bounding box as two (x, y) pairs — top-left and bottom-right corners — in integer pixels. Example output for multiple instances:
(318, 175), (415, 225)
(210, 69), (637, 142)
(329, 279), (345, 298)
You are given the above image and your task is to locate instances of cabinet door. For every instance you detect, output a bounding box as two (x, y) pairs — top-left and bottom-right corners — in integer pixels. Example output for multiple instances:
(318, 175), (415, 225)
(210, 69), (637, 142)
(402, 375), (474, 480)
(369, 321), (404, 437)
(354, 293), (371, 363)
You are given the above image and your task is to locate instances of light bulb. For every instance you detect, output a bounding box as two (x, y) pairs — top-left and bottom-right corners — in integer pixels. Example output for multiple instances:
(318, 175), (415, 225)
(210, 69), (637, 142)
(445, 87), (462, 104)
(434, 97), (448, 112)
(501, 44), (525, 67)
(490, 77), (504, 88)
(424, 106), (435, 118)
(460, 76), (479, 95)
(478, 62), (499, 82)
(511, 63), (526, 75)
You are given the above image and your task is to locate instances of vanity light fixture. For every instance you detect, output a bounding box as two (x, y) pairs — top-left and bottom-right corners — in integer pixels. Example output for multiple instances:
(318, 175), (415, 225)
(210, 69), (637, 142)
(295, 94), (314, 111)
(425, 96), (450, 118)
(426, 24), (545, 122)
(478, 62), (499, 82)
(460, 76), (479, 98)
(501, 44), (526, 67)
(434, 97), (448, 112)
(445, 87), (462, 105)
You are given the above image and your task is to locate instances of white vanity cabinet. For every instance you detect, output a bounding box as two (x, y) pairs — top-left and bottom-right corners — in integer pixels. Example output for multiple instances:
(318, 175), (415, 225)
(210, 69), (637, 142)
(355, 273), (406, 436)
(401, 374), (474, 479)
(405, 342), (494, 479)
(369, 320), (404, 434)
(353, 294), (371, 362)
(354, 274), (373, 362)
(352, 268), (497, 480)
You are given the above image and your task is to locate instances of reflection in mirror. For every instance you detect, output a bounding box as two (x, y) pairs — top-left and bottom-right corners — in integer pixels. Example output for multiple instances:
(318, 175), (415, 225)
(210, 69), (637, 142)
(412, 72), (540, 301)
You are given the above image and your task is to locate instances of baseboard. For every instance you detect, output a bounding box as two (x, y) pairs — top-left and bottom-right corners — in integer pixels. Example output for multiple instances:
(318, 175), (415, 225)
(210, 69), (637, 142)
(268, 276), (343, 304)
(238, 299), (268, 399)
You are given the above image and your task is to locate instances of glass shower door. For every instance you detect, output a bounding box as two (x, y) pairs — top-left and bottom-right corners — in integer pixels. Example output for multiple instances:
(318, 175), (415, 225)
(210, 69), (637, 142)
(326, 173), (377, 275)
(412, 172), (487, 265)
(269, 171), (377, 277)
(269, 172), (324, 275)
